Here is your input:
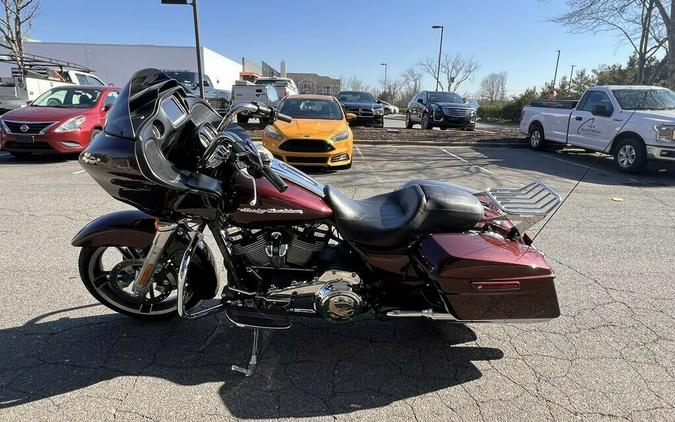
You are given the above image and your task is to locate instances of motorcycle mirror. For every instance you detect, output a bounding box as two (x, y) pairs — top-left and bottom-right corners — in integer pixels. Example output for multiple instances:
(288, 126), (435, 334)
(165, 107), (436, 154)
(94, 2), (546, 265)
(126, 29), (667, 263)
(266, 85), (278, 102)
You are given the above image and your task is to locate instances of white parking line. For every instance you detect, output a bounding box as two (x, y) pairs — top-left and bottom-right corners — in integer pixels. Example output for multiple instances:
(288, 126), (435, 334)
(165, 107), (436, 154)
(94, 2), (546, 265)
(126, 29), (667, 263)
(440, 148), (501, 176)
(71, 170), (85, 175)
(355, 146), (364, 159)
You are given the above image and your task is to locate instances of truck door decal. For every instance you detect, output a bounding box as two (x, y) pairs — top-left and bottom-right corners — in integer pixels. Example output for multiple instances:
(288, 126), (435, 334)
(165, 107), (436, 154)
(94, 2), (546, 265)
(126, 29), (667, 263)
(577, 118), (601, 137)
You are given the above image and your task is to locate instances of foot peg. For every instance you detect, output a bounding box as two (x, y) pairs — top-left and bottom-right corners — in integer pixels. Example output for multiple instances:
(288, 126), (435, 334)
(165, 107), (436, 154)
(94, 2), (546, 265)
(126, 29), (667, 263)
(231, 329), (260, 377)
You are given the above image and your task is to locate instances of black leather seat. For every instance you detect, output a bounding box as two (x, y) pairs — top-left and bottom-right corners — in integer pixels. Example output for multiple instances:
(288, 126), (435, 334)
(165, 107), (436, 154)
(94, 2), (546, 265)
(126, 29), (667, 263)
(324, 180), (484, 248)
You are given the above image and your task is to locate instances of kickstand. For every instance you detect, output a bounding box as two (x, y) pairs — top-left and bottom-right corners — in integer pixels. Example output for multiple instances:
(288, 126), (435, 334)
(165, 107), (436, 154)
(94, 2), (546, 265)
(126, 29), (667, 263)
(231, 329), (260, 377)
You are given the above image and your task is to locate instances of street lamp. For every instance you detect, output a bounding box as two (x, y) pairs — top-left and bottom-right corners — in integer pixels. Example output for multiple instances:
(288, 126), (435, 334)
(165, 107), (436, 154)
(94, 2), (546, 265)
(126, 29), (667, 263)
(161, 0), (204, 99)
(552, 50), (561, 89)
(380, 62), (388, 86)
(432, 25), (444, 91)
(569, 64), (576, 84)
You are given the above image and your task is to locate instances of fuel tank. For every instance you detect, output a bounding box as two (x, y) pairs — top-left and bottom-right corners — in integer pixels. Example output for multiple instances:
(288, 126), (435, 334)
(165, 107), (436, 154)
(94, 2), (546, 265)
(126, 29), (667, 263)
(415, 233), (560, 321)
(229, 172), (333, 225)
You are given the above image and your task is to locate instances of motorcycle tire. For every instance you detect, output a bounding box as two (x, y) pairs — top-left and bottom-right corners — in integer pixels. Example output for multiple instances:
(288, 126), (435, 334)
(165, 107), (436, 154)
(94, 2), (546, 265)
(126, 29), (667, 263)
(78, 246), (201, 320)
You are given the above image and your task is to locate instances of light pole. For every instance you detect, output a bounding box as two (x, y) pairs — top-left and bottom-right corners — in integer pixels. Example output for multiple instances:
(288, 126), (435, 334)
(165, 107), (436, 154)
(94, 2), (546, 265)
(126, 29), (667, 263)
(552, 50), (561, 89)
(569, 64), (575, 84)
(161, 0), (204, 99)
(432, 25), (444, 91)
(380, 62), (388, 85)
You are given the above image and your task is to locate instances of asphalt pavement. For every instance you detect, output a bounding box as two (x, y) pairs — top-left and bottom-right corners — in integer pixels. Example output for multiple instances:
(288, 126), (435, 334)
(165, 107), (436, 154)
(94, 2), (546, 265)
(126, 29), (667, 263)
(0, 144), (674, 421)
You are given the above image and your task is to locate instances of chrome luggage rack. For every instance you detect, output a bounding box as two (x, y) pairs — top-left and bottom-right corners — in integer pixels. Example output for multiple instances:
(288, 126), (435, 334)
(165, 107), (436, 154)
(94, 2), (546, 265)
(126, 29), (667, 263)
(479, 181), (561, 234)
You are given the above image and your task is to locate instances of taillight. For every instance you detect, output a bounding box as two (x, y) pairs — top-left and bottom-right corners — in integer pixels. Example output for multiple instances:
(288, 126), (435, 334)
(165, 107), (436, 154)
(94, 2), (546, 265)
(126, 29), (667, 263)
(520, 110), (525, 122)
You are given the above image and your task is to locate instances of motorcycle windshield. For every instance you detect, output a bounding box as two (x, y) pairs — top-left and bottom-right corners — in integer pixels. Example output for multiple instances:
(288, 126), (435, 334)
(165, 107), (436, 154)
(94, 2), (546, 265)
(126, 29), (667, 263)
(104, 68), (176, 139)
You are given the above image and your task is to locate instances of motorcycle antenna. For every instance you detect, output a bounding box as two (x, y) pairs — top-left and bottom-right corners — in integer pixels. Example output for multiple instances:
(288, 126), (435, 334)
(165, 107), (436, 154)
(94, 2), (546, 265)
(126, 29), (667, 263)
(530, 89), (649, 243)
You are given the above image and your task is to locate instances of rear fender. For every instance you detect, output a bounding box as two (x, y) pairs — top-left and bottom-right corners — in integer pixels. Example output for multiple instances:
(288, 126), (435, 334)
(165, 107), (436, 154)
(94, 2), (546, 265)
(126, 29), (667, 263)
(72, 210), (219, 299)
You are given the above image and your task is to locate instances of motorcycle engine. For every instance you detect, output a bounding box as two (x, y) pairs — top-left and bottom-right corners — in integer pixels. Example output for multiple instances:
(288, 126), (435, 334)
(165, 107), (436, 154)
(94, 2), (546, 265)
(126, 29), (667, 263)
(226, 225), (363, 322)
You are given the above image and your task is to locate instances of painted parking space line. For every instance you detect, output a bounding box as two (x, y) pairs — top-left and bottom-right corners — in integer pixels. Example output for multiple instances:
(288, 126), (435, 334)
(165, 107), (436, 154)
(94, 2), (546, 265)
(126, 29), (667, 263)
(440, 147), (501, 176)
(537, 152), (641, 183)
(71, 169), (86, 175)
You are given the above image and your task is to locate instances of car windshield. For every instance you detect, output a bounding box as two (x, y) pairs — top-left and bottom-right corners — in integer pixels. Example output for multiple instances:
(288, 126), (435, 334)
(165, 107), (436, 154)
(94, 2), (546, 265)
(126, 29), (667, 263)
(337, 91), (375, 103)
(612, 88), (675, 110)
(32, 87), (102, 108)
(428, 92), (464, 103)
(279, 98), (343, 120)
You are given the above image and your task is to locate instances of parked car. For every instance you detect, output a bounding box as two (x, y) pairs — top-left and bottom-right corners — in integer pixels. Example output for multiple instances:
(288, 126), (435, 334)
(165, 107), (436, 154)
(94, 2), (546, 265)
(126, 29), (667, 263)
(0, 66), (105, 114)
(231, 77), (299, 124)
(406, 90), (476, 130)
(336, 91), (384, 127)
(377, 99), (399, 115)
(262, 95), (354, 169)
(520, 85), (675, 173)
(0, 85), (119, 157)
(162, 70), (230, 115)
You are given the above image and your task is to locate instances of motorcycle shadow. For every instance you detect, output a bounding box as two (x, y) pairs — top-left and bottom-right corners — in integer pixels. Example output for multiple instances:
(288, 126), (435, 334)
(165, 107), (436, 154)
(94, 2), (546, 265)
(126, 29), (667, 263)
(0, 304), (504, 418)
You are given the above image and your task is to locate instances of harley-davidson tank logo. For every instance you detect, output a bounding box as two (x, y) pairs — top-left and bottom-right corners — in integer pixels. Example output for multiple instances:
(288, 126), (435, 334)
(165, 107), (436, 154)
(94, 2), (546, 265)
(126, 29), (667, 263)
(238, 208), (304, 214)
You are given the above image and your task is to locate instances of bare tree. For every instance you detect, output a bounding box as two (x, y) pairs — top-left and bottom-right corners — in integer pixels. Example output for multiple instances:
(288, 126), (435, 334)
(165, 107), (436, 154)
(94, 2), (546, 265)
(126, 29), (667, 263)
(552, 0), (667, 84)
(399, 66), (424, 104)
(653, 1), (675, 88)
(419, 53), (480, 92)
(343, 76), (371, 92)
(479, 72), (508, 103)
(0, 0), (39, 78)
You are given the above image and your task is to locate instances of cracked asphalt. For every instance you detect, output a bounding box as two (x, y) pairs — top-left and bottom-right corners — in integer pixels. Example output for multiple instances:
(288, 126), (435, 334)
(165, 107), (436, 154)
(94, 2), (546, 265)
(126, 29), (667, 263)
(1, 142), (674, 421)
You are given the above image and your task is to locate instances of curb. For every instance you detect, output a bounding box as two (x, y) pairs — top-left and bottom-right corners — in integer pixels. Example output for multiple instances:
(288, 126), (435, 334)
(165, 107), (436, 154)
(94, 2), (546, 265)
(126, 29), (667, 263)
(252, 137), (528, 148)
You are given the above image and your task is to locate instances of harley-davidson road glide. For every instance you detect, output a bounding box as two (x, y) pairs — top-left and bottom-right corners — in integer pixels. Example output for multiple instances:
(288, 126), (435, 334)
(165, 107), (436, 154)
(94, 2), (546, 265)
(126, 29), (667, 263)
(73, 69), (562, 376)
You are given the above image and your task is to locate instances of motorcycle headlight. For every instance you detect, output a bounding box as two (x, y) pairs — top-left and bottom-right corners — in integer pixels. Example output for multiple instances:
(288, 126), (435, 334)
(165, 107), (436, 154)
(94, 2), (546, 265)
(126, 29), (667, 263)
(264, 125), (284, 141)
(374, 107), (384, 116)
(331, 129), (350, 142)
(655, 125), (675, 143)
(54, 115), (86, 133)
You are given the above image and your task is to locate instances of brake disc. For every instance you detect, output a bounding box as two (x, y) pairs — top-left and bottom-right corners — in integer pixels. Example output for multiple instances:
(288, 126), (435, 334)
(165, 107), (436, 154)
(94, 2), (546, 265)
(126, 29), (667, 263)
(108, 259), (173, 303)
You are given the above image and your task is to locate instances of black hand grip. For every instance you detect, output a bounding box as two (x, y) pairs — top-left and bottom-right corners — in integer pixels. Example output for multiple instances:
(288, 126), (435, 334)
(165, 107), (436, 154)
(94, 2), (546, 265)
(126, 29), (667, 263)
(255, 102), (272, 114)
(262, 165), (288, 192)
(277, 112), (292, 123)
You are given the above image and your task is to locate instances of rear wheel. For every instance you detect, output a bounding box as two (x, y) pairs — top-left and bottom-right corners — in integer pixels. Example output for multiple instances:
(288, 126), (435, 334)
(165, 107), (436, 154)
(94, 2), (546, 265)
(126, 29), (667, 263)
(528, 124), (546, 150)
(405, 112), (414, 129)
(614, 138), (647, 174)
(463, 124), (475, 131)
(78, 246), (201, 320)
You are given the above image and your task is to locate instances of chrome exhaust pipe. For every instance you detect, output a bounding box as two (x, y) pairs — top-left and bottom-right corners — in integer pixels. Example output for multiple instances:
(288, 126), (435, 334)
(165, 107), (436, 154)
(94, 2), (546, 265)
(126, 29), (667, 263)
(386, 308), (457, 321)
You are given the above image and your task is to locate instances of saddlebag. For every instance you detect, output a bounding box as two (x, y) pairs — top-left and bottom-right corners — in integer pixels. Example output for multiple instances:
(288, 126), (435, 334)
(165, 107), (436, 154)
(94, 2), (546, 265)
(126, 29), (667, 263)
(414, 233), (560, 321)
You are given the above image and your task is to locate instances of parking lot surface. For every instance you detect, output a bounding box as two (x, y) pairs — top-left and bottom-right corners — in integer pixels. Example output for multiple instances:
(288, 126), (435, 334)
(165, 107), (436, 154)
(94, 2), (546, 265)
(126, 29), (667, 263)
(1, 145), (674, 421)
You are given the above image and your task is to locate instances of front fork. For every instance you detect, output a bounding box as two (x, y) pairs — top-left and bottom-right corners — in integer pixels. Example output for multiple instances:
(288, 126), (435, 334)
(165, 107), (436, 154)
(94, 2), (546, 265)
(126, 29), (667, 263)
(131, 221), (177, 295)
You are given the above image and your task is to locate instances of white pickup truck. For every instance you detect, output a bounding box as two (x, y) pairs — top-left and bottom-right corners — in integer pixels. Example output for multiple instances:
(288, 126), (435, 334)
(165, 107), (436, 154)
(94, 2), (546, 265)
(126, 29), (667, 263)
(520, 85), (675, 173)
(230, 77), (298, 124)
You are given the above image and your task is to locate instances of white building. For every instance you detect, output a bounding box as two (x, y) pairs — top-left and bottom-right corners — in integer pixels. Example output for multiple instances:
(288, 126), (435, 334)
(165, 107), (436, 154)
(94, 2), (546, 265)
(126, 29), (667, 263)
(0, 41), (242, 90)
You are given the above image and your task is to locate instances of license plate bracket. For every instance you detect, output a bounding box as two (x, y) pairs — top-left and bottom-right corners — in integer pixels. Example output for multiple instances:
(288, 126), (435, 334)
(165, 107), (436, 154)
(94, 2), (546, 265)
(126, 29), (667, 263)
(15, 135), (34, 143)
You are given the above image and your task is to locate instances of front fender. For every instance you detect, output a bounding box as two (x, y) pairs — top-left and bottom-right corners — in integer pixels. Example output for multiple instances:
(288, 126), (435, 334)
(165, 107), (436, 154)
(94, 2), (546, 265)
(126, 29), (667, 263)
(72, 210), (219, 299)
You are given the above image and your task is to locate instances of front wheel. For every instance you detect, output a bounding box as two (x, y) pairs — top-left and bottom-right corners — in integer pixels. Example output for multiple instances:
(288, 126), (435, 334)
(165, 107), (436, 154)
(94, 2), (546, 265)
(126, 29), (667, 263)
(78, 246), (201, 320)
(421, 114), (433, 130)
(614, 138), (647, 174)
(405, 112), (414, 129)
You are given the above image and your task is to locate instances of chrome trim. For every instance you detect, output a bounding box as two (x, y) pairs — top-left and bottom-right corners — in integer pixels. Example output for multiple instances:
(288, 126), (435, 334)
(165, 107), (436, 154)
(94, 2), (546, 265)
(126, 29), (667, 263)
(270, 159), (325, 197)
(3, 120), (56, 135)
(177, 230), (201, 318)
(385, 308), (554, 323)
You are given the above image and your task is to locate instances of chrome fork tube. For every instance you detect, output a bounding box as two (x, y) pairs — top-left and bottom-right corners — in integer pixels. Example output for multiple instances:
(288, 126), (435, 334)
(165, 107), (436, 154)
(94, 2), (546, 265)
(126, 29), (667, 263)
(177, 229), (202, 318)
(131, 222), (177, 295)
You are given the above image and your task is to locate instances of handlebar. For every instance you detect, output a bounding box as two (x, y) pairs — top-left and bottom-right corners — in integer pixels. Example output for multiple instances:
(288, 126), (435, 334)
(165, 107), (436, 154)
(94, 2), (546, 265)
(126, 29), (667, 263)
(277, 112), (292, 123)
(262, 164), (288, 192)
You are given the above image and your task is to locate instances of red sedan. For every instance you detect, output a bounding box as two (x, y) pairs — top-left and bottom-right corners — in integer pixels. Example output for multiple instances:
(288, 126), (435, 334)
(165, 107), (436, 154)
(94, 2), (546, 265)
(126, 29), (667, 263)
(0, 85), (120, 157)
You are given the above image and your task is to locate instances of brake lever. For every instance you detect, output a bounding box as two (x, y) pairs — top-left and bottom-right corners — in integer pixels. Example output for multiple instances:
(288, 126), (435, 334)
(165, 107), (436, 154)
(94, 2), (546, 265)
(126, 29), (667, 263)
(238, 164), (257, 206)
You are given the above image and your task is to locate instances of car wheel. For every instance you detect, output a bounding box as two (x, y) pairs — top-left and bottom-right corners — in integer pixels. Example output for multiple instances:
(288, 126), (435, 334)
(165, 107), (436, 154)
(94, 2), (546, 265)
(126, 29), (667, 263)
(9, 151), (31, 159)
(405, 112), (414, 129)
(528, 124), (546, 150)
(614, 138), (647, 174)
(421, 114), (433, 130)
(374, 119), (384, 128)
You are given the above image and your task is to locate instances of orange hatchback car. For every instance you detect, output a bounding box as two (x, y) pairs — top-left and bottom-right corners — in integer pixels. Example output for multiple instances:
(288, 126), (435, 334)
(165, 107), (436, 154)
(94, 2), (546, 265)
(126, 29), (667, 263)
(262, 95), (354, 169)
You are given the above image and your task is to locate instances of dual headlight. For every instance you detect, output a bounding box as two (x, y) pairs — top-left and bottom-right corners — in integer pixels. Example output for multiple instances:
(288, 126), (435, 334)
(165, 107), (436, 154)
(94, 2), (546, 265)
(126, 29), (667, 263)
(264, 125), (284, 141)
(655, 125), (675, 143)
(331, 129), (350, 142)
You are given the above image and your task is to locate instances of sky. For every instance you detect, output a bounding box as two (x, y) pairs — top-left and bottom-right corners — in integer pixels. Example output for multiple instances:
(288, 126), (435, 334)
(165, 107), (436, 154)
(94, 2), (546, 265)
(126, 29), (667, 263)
(28, 0), (635, 96)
